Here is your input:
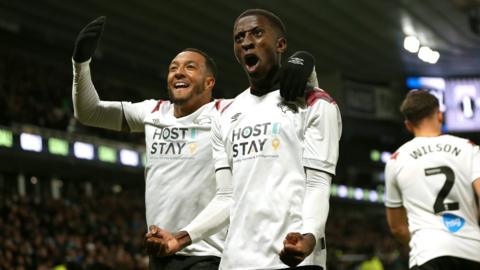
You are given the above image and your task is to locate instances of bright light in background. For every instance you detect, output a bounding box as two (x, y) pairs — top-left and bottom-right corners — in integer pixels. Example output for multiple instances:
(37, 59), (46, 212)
(404, 36), (420, 53)
(74, 142), (94, 160)
(338, 185), (348, 198)
(142, 153), (147, 167)
(354, 188), (364, 200)
(407, 77), (445, 90)
(120, 149), (139, 166)
(381, 151), (392, 163)
(20, 133), (42, 152)
(418, 46), (440, 64)
(48, 138), (69, 156)
(98, 146), (117, 163)
(31, 176), (38, 184)
(370, 149), (381, 162)
(0, 129), (13, 147)
(369, 190), (378, 202)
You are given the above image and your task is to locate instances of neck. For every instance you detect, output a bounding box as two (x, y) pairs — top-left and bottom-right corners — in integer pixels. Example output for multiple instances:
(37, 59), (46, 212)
(173, 98), (210, 118)
(249, 66), (280, 96)
(413, 123), (442, 137)
(414, 129), (442, 137)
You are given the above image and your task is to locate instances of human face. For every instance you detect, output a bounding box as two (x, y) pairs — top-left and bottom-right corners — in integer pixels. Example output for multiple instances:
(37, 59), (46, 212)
(167, 51), (214, 105)
(233, 15), (286, 83)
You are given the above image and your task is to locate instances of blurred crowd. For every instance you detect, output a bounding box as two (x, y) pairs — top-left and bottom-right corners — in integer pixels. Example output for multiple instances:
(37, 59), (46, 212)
(0, 176), (408, 270)
(326, 203), (409, 270)
(0, 190), (148, 270)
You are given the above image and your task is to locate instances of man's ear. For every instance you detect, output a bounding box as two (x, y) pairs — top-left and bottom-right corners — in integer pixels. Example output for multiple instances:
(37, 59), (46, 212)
(276, 37), (287, 54)
(437, 110), (443, 124)
(205, 76), (215, 92)
(404, 120), (414, 134)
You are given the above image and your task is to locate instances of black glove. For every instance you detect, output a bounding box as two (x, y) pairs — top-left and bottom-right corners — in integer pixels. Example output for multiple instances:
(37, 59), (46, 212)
(72, 16), (106, 63)
(279, 51), (316, 101)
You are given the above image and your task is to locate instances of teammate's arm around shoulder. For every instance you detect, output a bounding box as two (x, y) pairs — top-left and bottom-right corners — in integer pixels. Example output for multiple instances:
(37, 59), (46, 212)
(72, 16), (131, 132)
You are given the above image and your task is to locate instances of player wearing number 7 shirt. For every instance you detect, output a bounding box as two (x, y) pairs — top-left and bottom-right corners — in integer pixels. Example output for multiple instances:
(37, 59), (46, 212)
(385, 90), (480, 270)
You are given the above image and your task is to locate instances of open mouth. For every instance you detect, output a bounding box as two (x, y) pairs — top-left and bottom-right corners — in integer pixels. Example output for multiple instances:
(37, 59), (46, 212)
(244, 54), (259, 72)
(173, 82), (190, 89)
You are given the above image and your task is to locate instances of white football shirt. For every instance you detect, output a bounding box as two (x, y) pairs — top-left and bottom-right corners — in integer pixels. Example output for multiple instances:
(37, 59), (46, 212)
(123, 99), (226, 257)
(212, 88), (341, 269)
(385, 135), (480, 267)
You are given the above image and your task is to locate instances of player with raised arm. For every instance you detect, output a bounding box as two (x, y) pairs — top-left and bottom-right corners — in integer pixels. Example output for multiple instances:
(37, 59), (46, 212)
(145, 9), (341, 270)
(71, 16), (229, 270)
(385, 90), (480, 270)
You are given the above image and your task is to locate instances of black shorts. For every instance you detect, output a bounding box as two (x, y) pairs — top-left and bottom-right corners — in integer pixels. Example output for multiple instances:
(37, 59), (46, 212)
(149, 255), (220, 270)
(410, 256), (480, 270)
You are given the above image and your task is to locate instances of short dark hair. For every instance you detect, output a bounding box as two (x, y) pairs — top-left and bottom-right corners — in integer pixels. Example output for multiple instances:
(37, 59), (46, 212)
(400, 90), (439, 126)
(181, 48), (217, 78)
(234, 9), (286, 38)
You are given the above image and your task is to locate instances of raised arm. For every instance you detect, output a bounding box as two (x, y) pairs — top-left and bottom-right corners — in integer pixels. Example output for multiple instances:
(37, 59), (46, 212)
(71, 16), (128, 131)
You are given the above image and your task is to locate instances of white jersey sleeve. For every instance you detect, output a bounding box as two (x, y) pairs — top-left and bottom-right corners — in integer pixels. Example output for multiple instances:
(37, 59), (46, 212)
(122, 99), (159, 132)
(182, 168), (232, 243)
(385, 155), (403, 208)
(302, 90), (342, 175)
(301, 169), (331, 241)
(72, 59), (124, 131)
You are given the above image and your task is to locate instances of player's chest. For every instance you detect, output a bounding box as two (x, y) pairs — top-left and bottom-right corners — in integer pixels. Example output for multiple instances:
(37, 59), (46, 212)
(144, 123), (210, 157)
(221, 101), (306, 150)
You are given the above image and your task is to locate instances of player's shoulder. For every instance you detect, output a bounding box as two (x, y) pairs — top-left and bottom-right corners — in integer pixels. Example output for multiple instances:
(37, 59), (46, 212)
(442, 134), (476, 145)
(387, 140), (414, 164)
(150, 99), (171, 114)
(306, 87), (336, 107)
(213, 98), (235, 114)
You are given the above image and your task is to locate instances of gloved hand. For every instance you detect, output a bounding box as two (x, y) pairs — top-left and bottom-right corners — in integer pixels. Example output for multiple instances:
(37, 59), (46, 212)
(72, 16), (106, 63)
(279, 51), (316, 101)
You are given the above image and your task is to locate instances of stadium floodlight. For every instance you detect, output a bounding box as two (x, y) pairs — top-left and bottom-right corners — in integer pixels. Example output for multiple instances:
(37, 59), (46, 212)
(120, 149), (139, 166)
(48, 138), (69, 156)
(0, 129), (13, 147)
(20, 133), (42, 152)
(98, 146), (117, 163)
(404, 36), (420, 53)
(418, 46), (440, 64)
(73, 141), (94, 160)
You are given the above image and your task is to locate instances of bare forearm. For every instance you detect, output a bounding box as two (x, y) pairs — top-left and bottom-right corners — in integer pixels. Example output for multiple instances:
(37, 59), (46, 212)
(391, 226), (410, 246)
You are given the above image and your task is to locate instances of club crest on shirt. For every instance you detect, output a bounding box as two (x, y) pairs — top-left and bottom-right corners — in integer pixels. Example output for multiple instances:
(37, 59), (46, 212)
(442, 213), (465, 233)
